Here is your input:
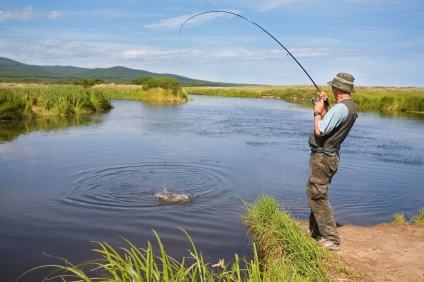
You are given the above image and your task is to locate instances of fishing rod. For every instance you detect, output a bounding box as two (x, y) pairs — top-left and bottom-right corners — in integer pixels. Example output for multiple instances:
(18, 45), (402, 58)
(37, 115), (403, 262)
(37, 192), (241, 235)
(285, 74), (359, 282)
(179, 10), (322, 93)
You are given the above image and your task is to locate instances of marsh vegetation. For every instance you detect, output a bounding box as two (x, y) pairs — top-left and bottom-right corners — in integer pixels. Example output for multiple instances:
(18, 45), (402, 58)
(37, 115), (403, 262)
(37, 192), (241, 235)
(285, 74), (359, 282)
(0, 78), (188, 121)
(0, 84), (112, 121)
(185, 85), (424, 113)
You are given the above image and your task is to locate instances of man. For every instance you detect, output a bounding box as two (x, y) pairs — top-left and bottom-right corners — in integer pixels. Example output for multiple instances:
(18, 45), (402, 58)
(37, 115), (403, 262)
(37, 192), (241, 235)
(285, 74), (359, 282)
(306, 73), (358, 251)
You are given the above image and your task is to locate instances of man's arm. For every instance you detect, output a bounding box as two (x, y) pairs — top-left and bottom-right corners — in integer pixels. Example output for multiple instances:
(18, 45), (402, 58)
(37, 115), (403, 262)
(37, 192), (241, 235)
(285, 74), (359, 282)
(315, 103), (349, 137)
(314, 102), (324, 137)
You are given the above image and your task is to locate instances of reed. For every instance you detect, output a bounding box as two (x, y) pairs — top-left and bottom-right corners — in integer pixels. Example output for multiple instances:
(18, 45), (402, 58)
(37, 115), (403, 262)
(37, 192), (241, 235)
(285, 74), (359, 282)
(19, 229), (264, 282)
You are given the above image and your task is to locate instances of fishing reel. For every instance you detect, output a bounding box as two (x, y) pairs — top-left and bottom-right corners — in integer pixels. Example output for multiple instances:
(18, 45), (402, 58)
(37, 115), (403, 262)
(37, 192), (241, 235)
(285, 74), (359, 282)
(311, 97), (330, 107)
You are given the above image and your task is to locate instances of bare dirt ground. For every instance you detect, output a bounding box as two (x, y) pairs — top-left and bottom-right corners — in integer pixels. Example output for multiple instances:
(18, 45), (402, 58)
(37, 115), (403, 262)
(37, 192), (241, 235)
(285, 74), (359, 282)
(297, 220), (424, 281)
(336, 223), (424, 281)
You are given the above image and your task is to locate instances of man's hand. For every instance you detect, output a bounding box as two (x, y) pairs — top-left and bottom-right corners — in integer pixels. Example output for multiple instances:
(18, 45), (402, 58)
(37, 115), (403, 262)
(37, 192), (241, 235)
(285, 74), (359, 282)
(318, 91), (328, 102)
(315, 91), (329, 114)
(314, 99), (325, 113)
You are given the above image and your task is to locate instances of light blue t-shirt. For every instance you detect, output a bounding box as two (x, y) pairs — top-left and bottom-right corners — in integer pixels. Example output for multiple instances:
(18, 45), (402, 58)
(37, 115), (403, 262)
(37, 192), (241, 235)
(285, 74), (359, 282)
(317, 103), (349, 136)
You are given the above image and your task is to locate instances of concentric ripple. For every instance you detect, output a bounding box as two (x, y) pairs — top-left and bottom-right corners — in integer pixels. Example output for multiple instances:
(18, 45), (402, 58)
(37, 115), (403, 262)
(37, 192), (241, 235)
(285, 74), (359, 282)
(60, 161), (230, 209)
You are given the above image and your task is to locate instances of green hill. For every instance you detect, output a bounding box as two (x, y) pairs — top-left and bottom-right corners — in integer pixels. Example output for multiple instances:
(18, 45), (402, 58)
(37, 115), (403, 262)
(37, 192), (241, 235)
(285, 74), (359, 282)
(0, 57), (235, 86)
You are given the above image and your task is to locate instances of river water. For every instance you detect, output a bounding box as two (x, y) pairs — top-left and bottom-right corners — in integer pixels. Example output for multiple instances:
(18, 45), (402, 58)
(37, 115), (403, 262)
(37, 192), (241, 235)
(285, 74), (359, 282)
(1, 95), (423, 280)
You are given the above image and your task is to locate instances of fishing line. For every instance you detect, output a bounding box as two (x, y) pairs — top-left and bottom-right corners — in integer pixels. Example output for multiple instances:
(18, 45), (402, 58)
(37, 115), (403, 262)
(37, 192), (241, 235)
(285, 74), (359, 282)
(179, 10), (321, 92)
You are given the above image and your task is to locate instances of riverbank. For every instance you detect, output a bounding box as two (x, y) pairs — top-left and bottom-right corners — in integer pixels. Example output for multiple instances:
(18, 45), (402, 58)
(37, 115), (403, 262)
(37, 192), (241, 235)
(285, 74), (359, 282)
(245, 195), (424, 281)
(296, 220), (424, 281)
(185, 85), (424, 113)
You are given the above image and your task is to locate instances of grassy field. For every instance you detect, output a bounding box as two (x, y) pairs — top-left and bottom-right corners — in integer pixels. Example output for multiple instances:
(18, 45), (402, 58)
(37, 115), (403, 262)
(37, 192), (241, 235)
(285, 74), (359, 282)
(185, 85), (424, 113)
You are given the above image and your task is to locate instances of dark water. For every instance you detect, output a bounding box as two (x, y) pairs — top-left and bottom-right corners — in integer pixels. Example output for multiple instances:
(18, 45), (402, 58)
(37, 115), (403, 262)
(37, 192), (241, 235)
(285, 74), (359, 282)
(1, 95), (423, 281)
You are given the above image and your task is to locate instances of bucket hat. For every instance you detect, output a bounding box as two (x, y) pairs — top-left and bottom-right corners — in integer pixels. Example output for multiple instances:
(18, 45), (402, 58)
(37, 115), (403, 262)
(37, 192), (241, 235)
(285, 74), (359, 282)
(328, 73), (355, 93)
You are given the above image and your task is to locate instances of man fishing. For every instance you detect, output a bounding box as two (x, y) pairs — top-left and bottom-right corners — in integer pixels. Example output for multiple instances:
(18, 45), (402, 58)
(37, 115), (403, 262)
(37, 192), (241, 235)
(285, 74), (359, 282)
(306, 73), (358, 251)
(180, 12), (359, 251)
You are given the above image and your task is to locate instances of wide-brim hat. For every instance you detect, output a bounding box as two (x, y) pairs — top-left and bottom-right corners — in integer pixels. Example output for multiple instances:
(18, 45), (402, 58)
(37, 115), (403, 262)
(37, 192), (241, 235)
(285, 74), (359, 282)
(328, 72), (355, 93)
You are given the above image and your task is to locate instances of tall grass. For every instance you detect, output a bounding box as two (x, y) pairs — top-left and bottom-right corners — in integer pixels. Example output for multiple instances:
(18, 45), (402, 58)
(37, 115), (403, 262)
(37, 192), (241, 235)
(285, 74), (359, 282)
(0, 83), (188, 121)
(243, 194), (339, 281)
(0, 83), (112, 120)
(19, 230), (263, 282)
(185, 85), (424, 113)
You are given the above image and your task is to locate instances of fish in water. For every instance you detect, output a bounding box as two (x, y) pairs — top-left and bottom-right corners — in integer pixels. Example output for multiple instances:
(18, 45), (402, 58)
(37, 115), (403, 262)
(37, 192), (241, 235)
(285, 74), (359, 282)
(155, 189), (190, 204)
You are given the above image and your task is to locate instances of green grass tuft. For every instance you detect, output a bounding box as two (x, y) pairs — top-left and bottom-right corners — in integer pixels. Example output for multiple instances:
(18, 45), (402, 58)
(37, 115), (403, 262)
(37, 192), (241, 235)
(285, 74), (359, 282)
(242, 194), (345, 281)
(392, 212), (406, 224)
(410, 208), (424, 224)
(19, 229), (264, 282)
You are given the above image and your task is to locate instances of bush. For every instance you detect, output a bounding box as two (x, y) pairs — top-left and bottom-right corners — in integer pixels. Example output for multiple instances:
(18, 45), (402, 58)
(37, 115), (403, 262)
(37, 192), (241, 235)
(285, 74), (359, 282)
(132, 76), (182, 95)
(73, 78), (105, 88)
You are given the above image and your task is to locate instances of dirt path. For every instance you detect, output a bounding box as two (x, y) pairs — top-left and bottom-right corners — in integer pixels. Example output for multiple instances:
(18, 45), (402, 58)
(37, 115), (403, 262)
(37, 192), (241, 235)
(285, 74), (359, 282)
(336, 223), (424, 281)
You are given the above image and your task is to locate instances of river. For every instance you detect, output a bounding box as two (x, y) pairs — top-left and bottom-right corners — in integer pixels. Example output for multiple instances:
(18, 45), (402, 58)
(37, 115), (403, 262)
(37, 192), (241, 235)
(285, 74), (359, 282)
(1, 95), (423, 281)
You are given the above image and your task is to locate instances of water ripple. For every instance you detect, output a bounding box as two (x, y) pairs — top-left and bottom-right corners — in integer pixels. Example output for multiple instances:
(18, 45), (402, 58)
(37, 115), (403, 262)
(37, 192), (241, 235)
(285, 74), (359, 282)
(60, 161), (231, 209)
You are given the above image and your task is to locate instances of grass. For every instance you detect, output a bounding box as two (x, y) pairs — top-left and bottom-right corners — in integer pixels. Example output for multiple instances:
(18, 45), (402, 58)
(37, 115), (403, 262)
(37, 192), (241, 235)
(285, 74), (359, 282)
(93, 84), (188, 104)
(0, 83), (188, 121)
(392, 212), (406, 224)
(411, 208), (424, 224)
(242, 194), (344, 282)
(185, 85), (424, 113)
(20, 195), (354, 282)
(17, 196), (423, 281)
(0, 83), (112, 120)
(392, 208), (424, 224)
(19, 229), (264, 282)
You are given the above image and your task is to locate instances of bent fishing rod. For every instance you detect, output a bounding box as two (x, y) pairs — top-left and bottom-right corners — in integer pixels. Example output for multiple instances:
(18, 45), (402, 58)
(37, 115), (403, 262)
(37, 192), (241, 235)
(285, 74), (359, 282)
(179, 10), (322, 94)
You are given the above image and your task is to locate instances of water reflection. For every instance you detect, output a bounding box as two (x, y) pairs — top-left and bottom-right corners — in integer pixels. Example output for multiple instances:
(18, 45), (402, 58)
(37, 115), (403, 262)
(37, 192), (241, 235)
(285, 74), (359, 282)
(0, 115), (102, 142)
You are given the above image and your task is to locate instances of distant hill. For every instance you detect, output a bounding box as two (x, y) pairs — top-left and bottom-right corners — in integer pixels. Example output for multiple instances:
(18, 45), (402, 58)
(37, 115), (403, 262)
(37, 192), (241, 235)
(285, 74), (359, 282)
(0, 57), (236, 86)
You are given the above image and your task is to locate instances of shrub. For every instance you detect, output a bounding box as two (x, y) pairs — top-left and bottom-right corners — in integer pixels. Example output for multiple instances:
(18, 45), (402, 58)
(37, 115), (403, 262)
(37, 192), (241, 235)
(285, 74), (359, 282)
(73, 78), (105, 88)
(132, 76), (182, 95)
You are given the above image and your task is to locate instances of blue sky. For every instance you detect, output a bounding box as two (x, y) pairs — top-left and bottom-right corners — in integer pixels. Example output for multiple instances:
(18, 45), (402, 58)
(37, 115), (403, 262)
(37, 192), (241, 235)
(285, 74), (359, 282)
(1, 0), (423, 87)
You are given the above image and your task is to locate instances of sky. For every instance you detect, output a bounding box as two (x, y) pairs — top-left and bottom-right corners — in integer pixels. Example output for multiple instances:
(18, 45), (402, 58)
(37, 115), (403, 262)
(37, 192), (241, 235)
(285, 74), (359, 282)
(0, 0), (423, 87)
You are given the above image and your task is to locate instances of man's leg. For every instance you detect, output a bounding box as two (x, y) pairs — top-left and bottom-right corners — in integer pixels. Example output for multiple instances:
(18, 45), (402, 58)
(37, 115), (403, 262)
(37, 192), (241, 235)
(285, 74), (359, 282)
(306, 153), (340, 245)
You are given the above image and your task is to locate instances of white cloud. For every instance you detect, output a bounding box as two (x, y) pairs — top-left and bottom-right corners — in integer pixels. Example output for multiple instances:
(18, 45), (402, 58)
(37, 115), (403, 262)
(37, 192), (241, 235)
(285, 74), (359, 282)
(255, 0), (293, 11)
(0, 6), (64, 23)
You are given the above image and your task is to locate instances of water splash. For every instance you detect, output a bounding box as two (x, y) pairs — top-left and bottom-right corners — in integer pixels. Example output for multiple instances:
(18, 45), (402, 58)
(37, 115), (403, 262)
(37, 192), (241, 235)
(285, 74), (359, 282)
(155, 182), (190, 204)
